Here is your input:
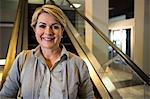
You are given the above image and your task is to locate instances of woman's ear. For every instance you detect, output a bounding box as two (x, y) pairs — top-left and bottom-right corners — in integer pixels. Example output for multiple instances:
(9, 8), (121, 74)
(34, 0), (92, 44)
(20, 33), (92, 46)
(33, 27), (36, 32)
(61, 28), (65, 34)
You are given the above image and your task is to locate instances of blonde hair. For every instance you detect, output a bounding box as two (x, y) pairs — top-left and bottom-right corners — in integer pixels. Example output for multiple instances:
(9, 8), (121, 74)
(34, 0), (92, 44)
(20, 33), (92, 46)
(31, 5), (66, 29)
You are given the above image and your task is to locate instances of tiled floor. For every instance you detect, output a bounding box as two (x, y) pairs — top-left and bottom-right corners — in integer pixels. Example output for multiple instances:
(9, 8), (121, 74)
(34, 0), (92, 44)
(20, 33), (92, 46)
(118, 85), (148, 99)
(104, 62), (150, 99)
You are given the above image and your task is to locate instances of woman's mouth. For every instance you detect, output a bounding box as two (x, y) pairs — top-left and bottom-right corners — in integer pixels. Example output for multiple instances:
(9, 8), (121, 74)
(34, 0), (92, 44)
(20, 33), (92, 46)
(42, 36), (55, 41)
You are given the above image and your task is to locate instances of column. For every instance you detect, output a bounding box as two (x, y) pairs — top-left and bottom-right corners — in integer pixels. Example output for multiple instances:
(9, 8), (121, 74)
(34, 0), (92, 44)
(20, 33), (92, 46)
(134, 0), (150, 75)
(85, 0), (109, 66)
(143, 0), (150, 76)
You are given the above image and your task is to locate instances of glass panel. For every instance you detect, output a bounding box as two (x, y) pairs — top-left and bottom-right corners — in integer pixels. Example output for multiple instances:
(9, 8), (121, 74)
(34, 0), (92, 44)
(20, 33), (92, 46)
(83, 21), (149, 98)
(82, 18), (149, 98)
(58, 1), (150, 98)
(103, 49), (150, 98)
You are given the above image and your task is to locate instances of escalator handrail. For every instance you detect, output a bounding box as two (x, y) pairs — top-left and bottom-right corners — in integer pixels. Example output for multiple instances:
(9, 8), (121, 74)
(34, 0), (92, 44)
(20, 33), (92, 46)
(65, 0), (150, 85)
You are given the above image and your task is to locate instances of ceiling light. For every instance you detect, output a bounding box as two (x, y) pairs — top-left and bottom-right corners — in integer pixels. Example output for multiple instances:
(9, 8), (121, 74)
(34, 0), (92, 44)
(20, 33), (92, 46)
(70, 3), (81, 8)
(109, 7), (114, 10)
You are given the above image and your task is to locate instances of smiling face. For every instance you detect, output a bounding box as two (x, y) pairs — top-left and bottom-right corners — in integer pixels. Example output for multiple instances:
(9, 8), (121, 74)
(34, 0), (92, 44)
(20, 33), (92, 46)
(34, 12), (64, 50)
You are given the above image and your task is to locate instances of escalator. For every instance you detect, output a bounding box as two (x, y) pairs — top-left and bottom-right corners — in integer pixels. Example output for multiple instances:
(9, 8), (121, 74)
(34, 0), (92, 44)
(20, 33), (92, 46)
(1, 0), (150, 99)
(28, 1), (150, 98)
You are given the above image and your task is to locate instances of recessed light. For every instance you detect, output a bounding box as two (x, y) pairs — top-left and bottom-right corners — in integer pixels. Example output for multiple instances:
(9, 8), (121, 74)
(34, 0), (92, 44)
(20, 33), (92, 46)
(109, 7), (114, 10)
(70, 3), (81, 8)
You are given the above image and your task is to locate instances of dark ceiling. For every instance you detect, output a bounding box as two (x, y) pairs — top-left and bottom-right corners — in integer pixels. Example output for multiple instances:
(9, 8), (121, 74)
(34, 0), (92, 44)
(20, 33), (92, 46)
(109, 0), (134, 19)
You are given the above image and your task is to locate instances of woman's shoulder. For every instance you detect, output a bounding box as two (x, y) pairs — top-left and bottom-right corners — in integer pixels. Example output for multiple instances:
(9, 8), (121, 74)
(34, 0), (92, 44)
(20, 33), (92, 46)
(18, 46), (40, 58)
(67, 52), (89, 76)
(68, 52), (83, 61)
(17, 50), (33, 58)
(15, 50), (34, 63)
(68, 52), (86, 67)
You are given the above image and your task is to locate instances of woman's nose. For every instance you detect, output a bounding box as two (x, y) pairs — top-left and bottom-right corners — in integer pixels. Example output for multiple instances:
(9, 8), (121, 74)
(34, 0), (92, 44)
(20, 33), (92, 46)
(45, 27), (54, 35)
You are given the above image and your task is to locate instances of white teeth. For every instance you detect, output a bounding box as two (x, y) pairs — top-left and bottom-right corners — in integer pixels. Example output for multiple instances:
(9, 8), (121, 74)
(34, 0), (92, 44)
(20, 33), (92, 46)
(42, 37), (55, 41)
(44, 38), (51, 41)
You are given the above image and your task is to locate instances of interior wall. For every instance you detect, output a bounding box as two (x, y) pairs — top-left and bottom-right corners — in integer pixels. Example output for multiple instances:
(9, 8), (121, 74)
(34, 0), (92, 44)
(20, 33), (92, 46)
(85, 0), (109, 66)
(85, 0), (93, 50)
(143, 0), (150, 75)
(134, 0), (150, 75)
(0, 26), (12, 58)
(134, 0), (144, 69)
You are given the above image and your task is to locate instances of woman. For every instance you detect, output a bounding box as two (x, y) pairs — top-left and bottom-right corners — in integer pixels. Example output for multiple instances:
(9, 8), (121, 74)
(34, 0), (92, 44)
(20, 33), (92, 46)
(0, 5), (94, 99)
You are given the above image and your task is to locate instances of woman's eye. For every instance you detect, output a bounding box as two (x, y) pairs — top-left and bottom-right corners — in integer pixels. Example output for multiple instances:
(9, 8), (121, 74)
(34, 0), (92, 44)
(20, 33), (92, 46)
(53, 25), (60, 29)
(39, 25), (46, 28)
(52, 24), (61, 30)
